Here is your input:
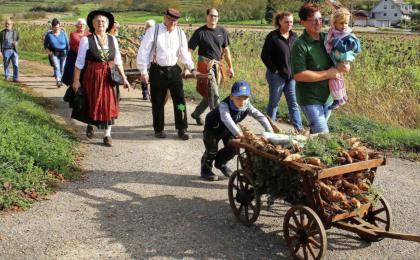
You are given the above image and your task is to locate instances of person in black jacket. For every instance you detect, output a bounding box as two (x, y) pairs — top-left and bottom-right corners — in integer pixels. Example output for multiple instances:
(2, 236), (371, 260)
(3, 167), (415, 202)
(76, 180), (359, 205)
(261, 11), (303, 132)
(201, 80), (273, 181)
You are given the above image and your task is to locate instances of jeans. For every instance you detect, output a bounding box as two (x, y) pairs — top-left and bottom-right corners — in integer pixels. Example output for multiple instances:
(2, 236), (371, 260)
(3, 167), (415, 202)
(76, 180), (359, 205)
(2, 49), (19, 80)
(266, 70), (302, 130)
(51, 54), (66, 81)
(300, 100), (333, 134)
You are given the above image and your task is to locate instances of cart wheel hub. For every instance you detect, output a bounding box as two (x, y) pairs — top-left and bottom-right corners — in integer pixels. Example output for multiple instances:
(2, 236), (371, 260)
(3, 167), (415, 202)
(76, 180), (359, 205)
(297, 229), (309, 244)
(236, 190), (253, 204)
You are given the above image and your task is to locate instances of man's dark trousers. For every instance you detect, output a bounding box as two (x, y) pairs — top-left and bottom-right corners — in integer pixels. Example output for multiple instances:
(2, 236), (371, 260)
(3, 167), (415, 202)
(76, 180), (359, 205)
(149, 63), (188, 132)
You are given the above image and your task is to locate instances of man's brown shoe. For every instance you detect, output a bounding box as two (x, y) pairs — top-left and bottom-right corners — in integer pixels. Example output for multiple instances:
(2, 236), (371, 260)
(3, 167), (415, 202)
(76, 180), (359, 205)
(103, 136), (112, 147)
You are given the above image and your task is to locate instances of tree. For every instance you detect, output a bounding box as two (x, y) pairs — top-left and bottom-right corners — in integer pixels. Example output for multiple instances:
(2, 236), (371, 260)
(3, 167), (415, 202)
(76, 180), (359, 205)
(265, 0), (276, 23)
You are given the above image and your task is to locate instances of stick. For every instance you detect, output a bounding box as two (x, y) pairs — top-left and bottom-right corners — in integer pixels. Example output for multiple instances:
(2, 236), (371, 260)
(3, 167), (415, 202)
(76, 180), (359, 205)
(263, 112), (281, 133)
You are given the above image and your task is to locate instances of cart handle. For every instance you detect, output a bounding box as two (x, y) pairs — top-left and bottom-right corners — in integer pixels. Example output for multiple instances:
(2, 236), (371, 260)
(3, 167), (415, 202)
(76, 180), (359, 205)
(183, 73), (212, 80)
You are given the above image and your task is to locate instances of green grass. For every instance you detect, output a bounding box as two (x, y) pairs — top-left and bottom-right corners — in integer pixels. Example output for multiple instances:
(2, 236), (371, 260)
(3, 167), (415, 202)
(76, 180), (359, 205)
(328, 113), (420, 157)
(0, 2), (31, 14)
(0, 79), (79, 210)
(19, 50), (50, 65)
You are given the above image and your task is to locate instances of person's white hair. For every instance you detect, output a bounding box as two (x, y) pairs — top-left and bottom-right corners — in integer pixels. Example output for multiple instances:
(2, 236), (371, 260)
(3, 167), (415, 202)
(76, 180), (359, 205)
(145, 19), (155, 28)
(76, 18), (86, 26)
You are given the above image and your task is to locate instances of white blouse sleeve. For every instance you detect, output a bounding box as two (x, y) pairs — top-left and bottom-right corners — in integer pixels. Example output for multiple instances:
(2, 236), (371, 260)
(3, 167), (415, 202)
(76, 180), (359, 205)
(75, 36), (88, 69)
(113, 36), (123, 66)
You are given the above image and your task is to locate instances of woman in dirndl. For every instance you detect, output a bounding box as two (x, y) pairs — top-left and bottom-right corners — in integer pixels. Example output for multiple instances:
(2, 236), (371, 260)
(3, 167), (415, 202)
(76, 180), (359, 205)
(62, 18), (90, 87)
(72, 10), (130, 147)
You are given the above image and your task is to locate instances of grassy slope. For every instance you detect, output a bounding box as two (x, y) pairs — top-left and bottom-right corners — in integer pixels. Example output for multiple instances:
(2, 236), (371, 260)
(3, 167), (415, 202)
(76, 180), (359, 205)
(0, 79), (79, 209)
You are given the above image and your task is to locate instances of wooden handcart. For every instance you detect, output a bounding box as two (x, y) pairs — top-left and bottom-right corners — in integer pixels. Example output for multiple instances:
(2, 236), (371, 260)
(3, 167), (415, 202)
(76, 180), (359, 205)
(228, 139), (420, 260)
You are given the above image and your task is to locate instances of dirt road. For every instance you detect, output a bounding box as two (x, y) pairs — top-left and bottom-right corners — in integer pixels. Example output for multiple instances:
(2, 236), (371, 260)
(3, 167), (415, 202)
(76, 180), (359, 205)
(0, 60), (419, 259)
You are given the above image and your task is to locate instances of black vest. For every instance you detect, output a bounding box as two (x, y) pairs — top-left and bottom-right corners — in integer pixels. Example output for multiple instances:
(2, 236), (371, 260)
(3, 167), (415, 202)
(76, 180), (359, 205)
(86, 34), (116, 62)
(205, 97), (250, 135)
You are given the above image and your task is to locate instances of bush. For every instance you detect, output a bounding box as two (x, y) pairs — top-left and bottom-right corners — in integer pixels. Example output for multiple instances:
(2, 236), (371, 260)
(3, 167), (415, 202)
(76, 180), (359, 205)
(22, 12), (46, 20)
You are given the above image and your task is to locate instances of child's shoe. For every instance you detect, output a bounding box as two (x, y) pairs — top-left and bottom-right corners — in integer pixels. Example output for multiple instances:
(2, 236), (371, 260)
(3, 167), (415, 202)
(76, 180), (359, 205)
(215, 164), (232, 177)
(201, 166), (218, 181)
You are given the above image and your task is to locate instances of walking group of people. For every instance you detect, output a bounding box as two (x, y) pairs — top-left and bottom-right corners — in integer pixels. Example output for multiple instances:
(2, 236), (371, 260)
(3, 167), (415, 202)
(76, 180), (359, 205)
(1, 2), (360, 181)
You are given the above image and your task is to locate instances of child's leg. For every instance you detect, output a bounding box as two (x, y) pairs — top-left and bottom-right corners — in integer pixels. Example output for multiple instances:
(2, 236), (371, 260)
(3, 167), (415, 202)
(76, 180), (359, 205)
(214, 136), (236, 168)
(328, 76), (346, 109)
(201, 130), (220, 180)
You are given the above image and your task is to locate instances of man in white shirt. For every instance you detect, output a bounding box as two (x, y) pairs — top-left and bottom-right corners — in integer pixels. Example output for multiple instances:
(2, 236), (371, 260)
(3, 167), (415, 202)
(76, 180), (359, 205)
(137, 8), (198, 140)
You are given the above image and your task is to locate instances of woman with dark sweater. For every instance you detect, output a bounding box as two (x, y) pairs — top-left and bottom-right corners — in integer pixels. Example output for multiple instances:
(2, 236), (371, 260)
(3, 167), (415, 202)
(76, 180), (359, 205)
(261, 11), (303, 132)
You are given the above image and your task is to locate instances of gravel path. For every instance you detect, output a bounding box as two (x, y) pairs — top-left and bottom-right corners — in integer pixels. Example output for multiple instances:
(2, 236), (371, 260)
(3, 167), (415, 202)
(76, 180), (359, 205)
(0, 60), (419, 259)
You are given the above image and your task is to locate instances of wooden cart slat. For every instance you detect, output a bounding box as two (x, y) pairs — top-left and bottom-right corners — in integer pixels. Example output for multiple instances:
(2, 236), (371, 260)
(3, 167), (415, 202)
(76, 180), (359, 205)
(318, 158), (385, 179)
(331, 203), (372, 222)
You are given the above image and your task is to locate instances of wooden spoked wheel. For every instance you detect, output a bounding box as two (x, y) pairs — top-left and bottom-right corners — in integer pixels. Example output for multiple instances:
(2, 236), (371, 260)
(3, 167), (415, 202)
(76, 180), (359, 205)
(360, 196), (392, 242)
(283, 206), (327, 260)
(228, 170), (261, 226)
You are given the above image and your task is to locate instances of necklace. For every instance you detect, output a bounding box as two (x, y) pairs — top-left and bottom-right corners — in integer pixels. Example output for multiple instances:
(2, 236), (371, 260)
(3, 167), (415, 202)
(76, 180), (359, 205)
(96, 33), (107, 45)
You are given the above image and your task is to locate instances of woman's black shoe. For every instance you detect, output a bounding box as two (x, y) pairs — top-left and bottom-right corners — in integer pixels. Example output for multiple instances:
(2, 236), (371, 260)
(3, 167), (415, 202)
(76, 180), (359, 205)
(86, 125), (94, 139)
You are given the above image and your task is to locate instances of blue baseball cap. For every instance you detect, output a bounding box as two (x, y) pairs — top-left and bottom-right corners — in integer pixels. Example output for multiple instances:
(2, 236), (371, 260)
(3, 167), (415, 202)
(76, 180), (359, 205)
(231, 80), (251, 97)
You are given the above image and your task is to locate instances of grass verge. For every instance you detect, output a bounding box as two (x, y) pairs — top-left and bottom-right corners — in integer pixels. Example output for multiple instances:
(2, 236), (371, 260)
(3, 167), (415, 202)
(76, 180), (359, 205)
(0, 79), (79, 210)
(18, 50), (50, 65)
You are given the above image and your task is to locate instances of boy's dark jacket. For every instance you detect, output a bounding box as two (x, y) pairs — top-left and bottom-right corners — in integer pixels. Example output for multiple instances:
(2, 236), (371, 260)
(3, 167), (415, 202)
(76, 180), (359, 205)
(0, 29), (19, 53)
(205, 96), (250, 136)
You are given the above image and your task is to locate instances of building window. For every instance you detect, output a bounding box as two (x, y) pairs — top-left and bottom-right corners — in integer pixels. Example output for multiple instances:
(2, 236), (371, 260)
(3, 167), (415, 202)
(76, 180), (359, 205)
(384, 4), (387, 9)
(394, 13), (398, 16)
(391, 4), (395, 9)
(384, 13), (387, 16)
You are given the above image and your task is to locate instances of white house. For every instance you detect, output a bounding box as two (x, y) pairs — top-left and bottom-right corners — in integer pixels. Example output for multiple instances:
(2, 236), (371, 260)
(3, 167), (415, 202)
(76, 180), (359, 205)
(353, 10), (369, 26)
(369, 0), (413, 27)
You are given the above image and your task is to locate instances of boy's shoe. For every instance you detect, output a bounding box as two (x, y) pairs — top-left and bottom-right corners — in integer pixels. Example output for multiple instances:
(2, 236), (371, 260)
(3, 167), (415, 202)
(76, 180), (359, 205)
(328, 100), (340, 110)
(154, 131), (167, 138)
(215, 164), (233, 177)
(201, 167), (219, 181)
(142, 94), (149, 100)
(178, 129), (191, 140)
(191, 113), (204, 126)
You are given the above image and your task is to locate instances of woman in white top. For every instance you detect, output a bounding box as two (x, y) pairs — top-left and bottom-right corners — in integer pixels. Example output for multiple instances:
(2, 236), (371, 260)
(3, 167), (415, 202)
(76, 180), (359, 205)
(72, 10), (130, 147)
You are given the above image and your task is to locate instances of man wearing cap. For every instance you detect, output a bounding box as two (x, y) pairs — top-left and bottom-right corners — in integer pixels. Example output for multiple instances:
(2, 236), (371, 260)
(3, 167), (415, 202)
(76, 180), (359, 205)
(188, 8), (234, 125)
(136, 8), (198, 140)
(200, 80), (273, 181)
(0, 18), (20, 82)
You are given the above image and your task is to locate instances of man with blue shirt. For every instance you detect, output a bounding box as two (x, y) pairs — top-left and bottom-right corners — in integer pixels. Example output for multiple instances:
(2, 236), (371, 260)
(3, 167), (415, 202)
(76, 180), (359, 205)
(0, 18), (20, 82)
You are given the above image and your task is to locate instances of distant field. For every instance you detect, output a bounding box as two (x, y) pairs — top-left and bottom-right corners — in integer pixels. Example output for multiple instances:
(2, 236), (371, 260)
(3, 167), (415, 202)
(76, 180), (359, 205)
(0, 2), (32, 14)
